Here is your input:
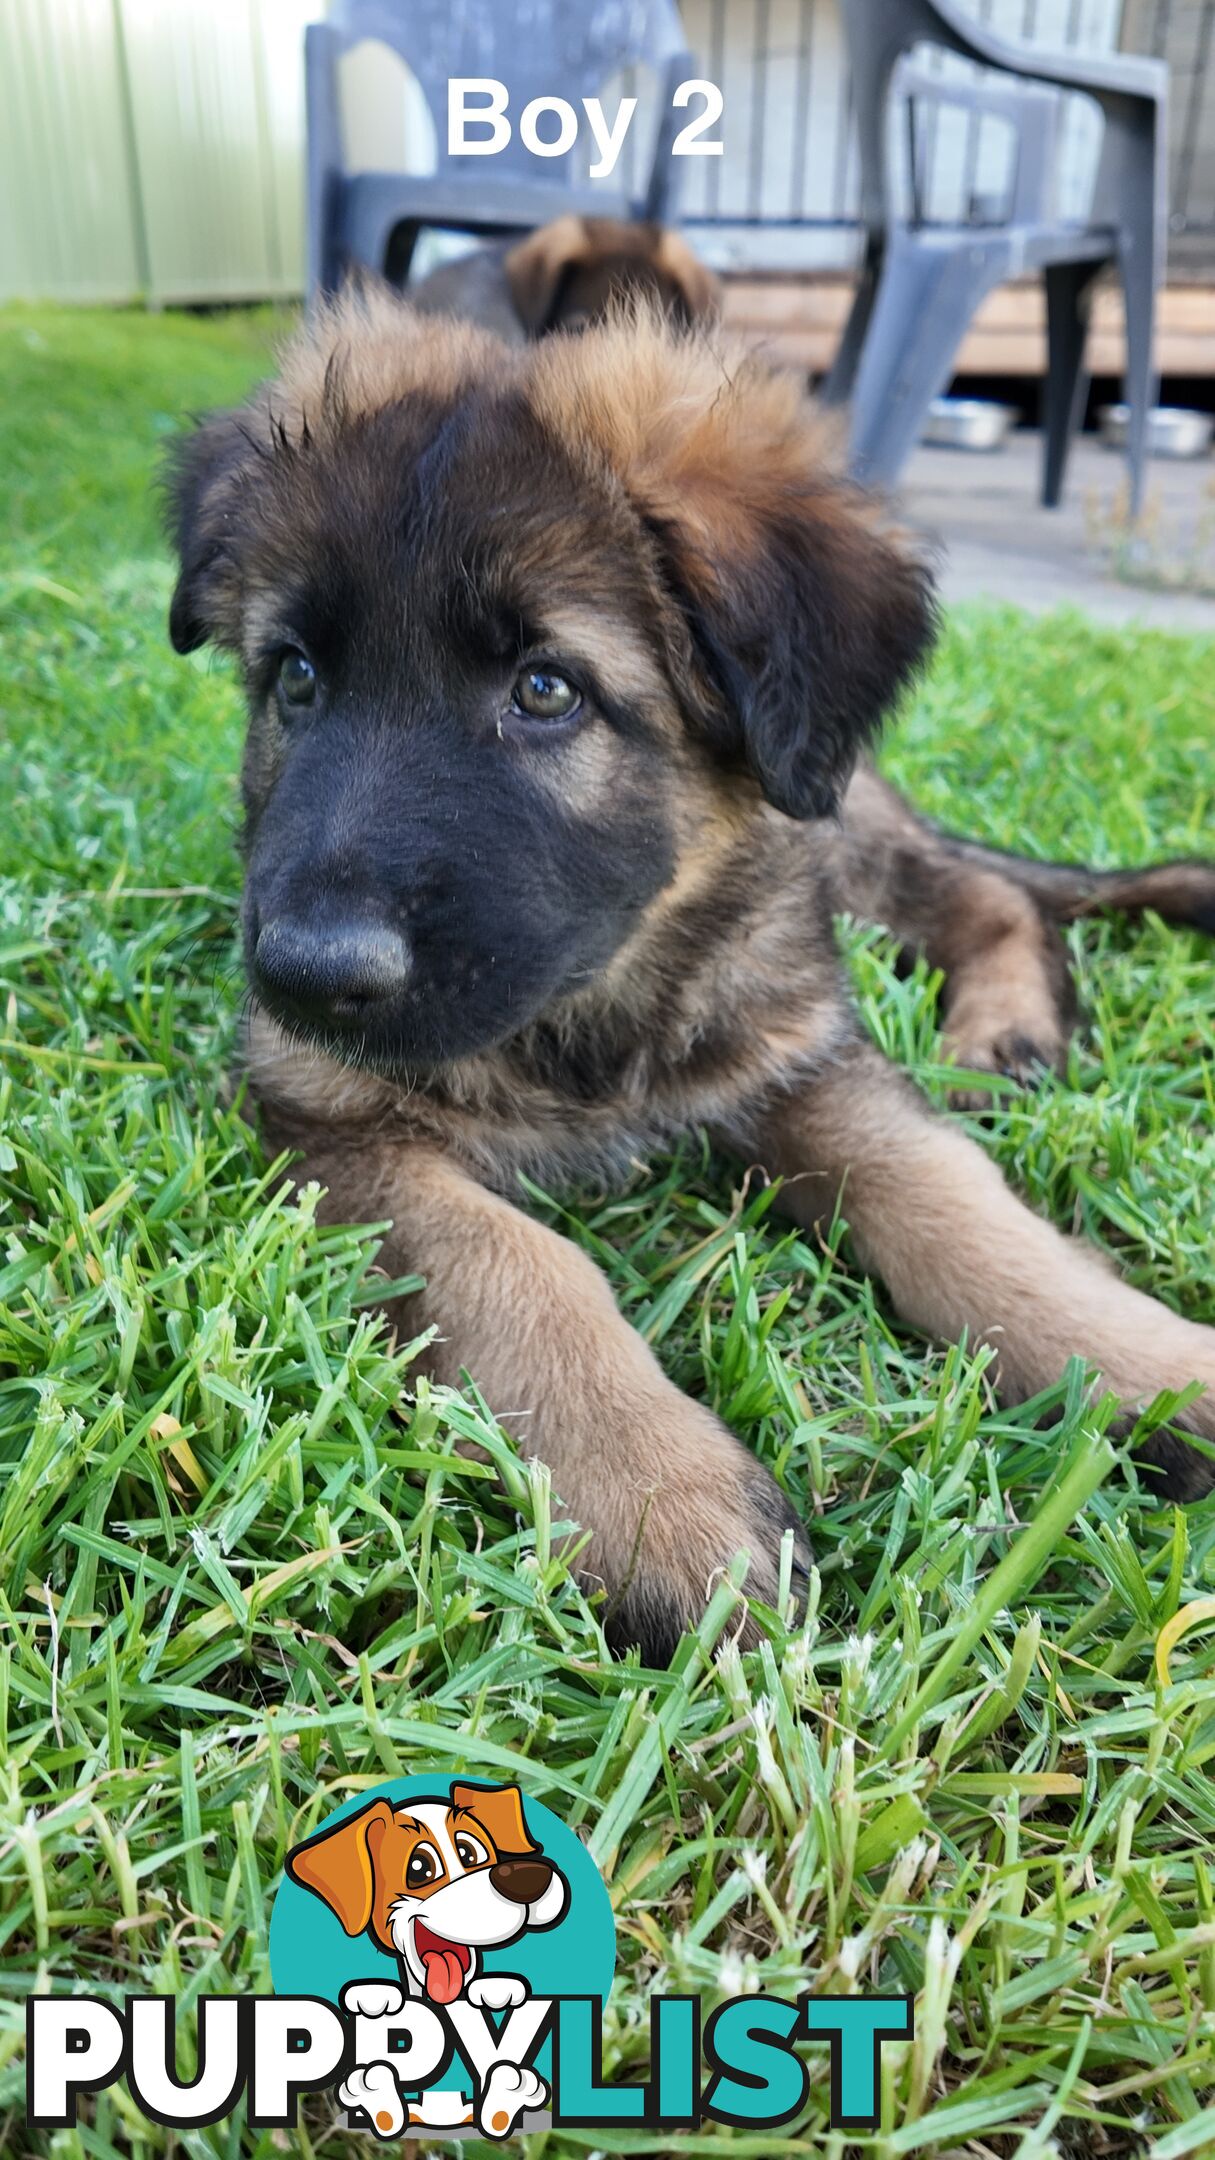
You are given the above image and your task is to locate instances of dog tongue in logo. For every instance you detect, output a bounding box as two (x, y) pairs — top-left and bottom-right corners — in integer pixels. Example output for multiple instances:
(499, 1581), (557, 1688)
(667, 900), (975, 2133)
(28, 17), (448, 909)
(414, 1921), (471, 2004)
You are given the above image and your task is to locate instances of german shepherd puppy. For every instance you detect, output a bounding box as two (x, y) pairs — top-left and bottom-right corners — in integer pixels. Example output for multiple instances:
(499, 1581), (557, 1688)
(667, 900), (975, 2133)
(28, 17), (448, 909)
(166, 288), (1215, 1661)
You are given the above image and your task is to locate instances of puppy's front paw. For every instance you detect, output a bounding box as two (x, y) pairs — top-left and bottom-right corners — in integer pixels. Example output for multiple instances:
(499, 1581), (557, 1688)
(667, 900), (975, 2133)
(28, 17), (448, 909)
(467, 1973), (528, 2011)
(478, 2061), (548, 2138)
(602, 1408), (809, 1664)
(340, 1980), (407, 2021)
(340, 2061), (405, 2139)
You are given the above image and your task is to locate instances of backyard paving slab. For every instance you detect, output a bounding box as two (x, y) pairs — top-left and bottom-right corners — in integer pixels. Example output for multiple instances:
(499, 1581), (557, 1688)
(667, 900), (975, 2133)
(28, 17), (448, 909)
(899, 427), (1215, 633)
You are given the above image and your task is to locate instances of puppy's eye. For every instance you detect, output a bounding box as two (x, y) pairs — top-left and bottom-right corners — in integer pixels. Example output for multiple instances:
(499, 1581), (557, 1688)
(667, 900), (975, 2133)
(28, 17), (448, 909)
(455, 1832), (488, 1870)
(277, 647), (317, 707)
(511, 668), (581, 722)
(406, 1843), (442, 1889)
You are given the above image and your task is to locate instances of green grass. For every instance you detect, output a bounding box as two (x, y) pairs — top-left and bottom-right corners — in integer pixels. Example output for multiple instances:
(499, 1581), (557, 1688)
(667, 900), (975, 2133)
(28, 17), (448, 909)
(2, 304), (1214, 2159)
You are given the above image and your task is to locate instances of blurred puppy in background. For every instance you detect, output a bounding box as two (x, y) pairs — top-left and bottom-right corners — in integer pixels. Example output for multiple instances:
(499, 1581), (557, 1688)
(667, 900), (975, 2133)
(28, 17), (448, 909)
(406, 212), (720, 343)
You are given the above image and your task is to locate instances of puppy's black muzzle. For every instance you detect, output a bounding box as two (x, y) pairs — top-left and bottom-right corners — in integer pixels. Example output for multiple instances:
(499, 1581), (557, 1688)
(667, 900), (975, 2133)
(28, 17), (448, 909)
(253, 908), (412, 1032)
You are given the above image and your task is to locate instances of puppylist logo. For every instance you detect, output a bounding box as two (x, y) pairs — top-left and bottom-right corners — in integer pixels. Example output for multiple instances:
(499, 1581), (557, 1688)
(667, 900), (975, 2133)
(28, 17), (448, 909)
(26, 1774), (912, 2137)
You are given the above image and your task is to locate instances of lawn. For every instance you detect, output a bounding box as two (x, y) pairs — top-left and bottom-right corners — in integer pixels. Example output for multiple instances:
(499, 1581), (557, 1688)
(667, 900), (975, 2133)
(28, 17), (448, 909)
(1, 304), (1214, 2160)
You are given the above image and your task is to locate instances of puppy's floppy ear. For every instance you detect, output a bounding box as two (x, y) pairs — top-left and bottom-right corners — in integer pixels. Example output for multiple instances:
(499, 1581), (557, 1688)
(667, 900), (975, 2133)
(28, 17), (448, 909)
(532, 325), (937, 819)
(286, 1799), (396, 1935)
(653, 461), (935, 820)
(162, 406), (262, 655)
(450, 1781), (539, 1859)
(504, 215), (592, 334)
(653, 228), (721, 323)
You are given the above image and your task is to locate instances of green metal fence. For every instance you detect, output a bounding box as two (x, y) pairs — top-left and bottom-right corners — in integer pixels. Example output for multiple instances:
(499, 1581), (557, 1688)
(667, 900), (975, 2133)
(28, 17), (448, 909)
(0, 0), (311, 305)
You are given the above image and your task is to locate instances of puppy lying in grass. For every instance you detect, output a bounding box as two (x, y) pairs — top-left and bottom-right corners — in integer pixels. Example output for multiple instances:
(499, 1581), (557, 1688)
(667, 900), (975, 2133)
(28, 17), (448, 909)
(165, 288), (1215, 1660)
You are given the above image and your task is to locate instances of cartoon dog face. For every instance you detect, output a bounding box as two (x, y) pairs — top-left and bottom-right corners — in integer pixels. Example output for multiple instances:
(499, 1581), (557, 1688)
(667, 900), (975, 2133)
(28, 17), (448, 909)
(286, 1783), (569, 2003)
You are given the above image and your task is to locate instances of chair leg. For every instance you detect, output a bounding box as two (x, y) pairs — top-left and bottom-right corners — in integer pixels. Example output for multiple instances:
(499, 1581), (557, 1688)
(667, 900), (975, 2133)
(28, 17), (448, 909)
(1041, 261), (1099, 510)
(821, 239), (883, 407)
(1107, 107), (1164, 523)
(847, 238), (1009, 492)
(1118, 198), (1160, 523)
(305, 23), (345, 303)
(314, 180), (347, 300)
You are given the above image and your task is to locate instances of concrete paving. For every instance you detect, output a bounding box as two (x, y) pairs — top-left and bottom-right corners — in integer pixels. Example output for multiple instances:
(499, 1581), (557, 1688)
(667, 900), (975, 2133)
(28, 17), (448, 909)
(898, 427), (1215, 633)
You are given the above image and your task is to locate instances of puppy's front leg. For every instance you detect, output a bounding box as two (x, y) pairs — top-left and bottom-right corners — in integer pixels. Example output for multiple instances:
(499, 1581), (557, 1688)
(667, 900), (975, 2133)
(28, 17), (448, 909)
(284, 1132), (807, 1659)
(727, 1042), (1215, 1497)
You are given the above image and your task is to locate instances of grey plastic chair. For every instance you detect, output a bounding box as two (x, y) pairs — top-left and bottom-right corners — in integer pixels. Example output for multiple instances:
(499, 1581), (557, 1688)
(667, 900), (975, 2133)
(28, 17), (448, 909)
(306, 0), (693, 298)
(821, 0), (1168, 515)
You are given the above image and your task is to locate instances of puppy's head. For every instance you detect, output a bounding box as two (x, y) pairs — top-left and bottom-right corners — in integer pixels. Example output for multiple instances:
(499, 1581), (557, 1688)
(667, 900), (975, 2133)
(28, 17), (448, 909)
(166, 284), (934, 1071)
(286, 1784), (568, 1999)
(504, 214), (720, 335)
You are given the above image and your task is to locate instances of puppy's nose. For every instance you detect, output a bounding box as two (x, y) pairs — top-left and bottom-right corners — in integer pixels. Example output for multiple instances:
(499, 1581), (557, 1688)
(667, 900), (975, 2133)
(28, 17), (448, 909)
(489, 1857), (554, 1905)
(254, 912), (411, 1027)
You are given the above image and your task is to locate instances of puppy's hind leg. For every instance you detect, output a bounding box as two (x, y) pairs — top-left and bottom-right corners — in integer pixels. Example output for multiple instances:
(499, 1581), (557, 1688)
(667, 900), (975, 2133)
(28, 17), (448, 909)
(727, 1039), (1215, 1498)
(839, 768), (1075, 1107)
(847, 772), (1215, 1105)
(931, 872), (1075, 1111)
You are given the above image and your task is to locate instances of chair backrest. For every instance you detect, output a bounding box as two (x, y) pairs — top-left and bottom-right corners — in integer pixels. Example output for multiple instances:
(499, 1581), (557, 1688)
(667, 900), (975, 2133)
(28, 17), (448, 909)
(894, 59), (1063, 231)
(841, 0), (1120, 235)
(325, 0), (690, 183)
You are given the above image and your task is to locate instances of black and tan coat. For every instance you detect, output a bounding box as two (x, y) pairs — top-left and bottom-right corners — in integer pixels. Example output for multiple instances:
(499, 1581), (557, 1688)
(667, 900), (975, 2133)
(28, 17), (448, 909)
(166, 287), (1215, 1661)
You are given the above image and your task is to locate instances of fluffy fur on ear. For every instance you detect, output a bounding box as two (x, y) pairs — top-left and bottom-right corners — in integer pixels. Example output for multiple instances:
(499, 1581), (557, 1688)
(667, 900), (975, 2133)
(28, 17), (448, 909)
(162, 281), (507, 657)
(528, 312), (938, 819)
(162, 404), (265, 654)
(648, 226), (721, 324)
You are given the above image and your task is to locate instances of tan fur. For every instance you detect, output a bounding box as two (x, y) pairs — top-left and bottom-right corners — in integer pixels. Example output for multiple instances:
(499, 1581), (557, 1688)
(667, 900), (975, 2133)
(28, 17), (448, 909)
(838, 764), (1073, 1103)
(529, 313), (844, 567)
(276, 280), (514, 425)
(739, 1048), (1215, 1496)
(261, 1126), (804, 1636)
(538, 605), (671, 717)
(653, 226), (722, 320)
(935, 871), (1067, 1104)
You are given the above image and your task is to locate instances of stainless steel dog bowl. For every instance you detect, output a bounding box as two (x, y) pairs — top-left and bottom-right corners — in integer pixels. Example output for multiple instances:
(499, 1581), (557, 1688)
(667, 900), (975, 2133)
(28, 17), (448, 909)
(921, 397), (1018, 451)
(1098, 405), (1213, 459)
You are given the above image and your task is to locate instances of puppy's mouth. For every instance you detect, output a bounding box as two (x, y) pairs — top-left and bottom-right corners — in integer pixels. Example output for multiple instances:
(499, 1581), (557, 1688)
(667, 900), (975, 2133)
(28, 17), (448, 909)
(413, 1919), (472, 2004)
